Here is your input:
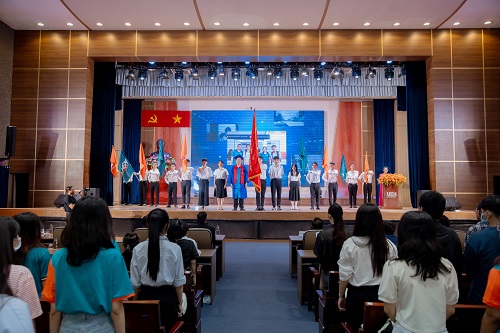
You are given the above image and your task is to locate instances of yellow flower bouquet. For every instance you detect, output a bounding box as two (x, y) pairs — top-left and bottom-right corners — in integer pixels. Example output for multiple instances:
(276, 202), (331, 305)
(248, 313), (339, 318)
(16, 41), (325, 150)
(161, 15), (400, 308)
(377, 173), (407, 187)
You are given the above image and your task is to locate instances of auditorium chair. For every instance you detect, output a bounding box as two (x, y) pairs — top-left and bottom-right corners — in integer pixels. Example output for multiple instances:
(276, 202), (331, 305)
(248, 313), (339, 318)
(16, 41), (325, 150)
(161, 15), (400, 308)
(187, 228), (213, 249)
(180, 266), (204, 333)
(123, 300), (184, 333)
(317, 271), (342, 333)
(133, 227), (149, 242)
(307, 266), (320, 313)
(453, 230), (466, 253)
(302, 230), (319, 250)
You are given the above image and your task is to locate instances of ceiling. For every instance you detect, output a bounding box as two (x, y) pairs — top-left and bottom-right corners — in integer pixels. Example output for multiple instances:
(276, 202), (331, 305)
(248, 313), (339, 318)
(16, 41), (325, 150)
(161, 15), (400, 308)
(0, 0), (498, 31)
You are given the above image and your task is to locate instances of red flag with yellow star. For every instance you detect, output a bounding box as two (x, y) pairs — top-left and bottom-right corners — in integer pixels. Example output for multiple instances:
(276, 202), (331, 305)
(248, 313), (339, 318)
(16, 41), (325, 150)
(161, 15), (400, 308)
(141, 110), (191, 127)
(248, 109), (262, 193)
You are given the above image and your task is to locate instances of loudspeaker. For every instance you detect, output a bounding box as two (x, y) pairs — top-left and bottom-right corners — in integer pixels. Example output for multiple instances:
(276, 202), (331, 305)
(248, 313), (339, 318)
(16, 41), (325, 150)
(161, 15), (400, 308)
(5, 126), (16, 157)
(87, 188), (100, 198)
(445, 197), (462, 211)
(53, 194), (65, 208)
(416, 190), (431, 207)
(494, 176), (500, 196)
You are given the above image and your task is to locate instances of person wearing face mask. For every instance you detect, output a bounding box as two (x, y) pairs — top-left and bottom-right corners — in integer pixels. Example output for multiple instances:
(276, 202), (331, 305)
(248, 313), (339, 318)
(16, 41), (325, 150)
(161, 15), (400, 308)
(464, 202), (488, 248)
(464, 195), (500, 304)
(0, 217), (43, 326)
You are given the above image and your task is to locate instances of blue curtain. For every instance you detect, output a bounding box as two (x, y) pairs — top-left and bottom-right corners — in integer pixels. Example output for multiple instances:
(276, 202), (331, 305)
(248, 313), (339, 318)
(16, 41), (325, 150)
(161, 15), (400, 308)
(89, 63), (117, 206)
(0, 166), (9, 207)
(373, 99), (396, 205)
(406, 62), (430, 207)
(122, 99), (142, 204)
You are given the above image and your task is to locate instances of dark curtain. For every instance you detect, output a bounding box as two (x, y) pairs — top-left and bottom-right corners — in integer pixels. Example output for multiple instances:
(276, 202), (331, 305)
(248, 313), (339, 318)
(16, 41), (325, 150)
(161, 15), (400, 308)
(89, 63), (117, 206)
(0, 166), (9, 207)
(122, 99), (142, 204)
(406, 62), (430, 207)
(397, 86), (407, 111)
(373, 99), (396, 206)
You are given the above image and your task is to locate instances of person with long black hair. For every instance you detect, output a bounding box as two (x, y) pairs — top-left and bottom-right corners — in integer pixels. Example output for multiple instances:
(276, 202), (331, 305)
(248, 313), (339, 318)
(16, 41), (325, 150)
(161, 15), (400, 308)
(379, 211), (459, 333)
(13, 212), (51, 297)
(42, 197), (134, 333)
(130, 209), (186, 331)
(337, 203), (398, 330)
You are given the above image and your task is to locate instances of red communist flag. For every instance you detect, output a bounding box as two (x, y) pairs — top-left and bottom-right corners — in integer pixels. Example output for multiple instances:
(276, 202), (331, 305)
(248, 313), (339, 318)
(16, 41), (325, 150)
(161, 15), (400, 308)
(141, 110), (191, 127)
(248, 109), (262, 193)
(181, 133), (187, 173)
(110, 145), (119, 178)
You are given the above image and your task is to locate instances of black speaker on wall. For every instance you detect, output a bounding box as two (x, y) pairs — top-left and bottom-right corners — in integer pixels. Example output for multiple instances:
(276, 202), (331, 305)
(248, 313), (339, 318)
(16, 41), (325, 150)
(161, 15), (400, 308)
(5, 126), (16, 157)
(494, 176), (500, 196)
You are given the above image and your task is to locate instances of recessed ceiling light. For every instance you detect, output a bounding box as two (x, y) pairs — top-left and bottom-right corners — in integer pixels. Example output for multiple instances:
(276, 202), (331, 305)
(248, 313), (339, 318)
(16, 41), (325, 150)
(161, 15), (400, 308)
(96, 22), (103, 26)
(184, 22), (190, 26)
(393, 22), (400, 26)
(364, 22), (370, 26)
(423, 22), (431, 26)
(67, 22), (73, 26)
(453, 22), (460, 26)
(125, 22), (131, 26)
(303, 23), (309, 26)
(273, 22), (279, 26)
(484, 21), (492, 25)
(155, 22), (161, 26)
(333, 22), (340, 26)
(214, 22), (220, 26)
(37, 22), (44, 26)
(243, 23), (249, 26)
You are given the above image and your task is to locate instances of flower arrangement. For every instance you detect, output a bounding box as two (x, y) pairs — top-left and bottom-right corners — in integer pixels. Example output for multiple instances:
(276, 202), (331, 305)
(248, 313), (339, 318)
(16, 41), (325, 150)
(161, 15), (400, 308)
(147, 152), (175, 168)
(377, 173), (407, 187)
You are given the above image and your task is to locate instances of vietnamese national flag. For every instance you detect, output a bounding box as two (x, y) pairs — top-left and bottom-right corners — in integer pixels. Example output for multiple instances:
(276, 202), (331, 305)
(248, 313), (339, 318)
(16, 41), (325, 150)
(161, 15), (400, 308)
(141, 110), (191, 127)
(110, 145), (119, 178)
(181, 133), (187, 173)
(248, 109), (262, 193)
(322, 145), (329, 172)
(139, 143), (147, 179)
(364, 151), (370, 182)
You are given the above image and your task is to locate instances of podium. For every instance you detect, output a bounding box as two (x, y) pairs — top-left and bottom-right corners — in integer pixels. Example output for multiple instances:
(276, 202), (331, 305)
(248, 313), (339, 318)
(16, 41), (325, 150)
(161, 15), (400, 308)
(382, 185), (402, 209)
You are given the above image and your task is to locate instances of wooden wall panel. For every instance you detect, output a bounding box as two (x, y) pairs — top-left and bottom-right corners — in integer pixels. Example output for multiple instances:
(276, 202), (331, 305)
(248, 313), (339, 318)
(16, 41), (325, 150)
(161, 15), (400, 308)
(66, 160), (84, 189)
(453, 100), (485, 130)
(136, 31), (197, 61)
(452, 69), (483, 99)
(34, 160), (65, 190)
(34, 193), (63, 208)
(88, 31), (136, 58)
(68, 99), (87, 128)
(451, 29), (483, 68)
(8, 159), (35, 174)
(259, 30), (319, 60)
(361, 104), (374, 130)
(39, 69), (68, 98)
(486, 131), (500, 161)
(36, 130), (66, 160)
(433, 100), (453, 129)
(382, 30), (432, 56)
(67, 130), (85, 159)
(483, 29), (500, 68)
(454, 131), (486, 161)
(485, 100), (500, 130)
(70, 31), (89, 68)
(434, 131), (454, 161)
(38, 99), (67, 128)
(69, 69), (87, 98)
(40, 31), (70, 68)
(455, 193), (486, 210)
(12, 69), (38, 98)
(435, 162), (455, 192)
(488, 162), (500, 194)
(198, 30), (258, 61)
(14, 129), (36, 159)
(455, 162), (486, 193)
(13, 31), (40, 68)
(10, 99), (38, 128)
(431, 30), (451, 67)
(432, 69), (452, 98)
(321, 30), (382, 58)
(484, 69), (500, 99)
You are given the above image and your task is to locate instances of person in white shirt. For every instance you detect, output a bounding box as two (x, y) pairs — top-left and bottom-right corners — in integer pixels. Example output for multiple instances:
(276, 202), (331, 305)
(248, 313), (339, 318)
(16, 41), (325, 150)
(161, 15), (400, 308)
(322, 162), (339, 205)
(243, 144), (251, 165)
(180, 159), (194, 209)
(196, 158), (212, 209)
(164, 163), (180, 208)
(346, 164), (359, 208)
(256, 156), (267, 211)
(358, 168), (375, 204)
(269, 156), (284, 210)
(213, 160), (228, 210)
(337, 203), (398, 330)
(147, 162), (161, 207)
(288, 164), (301, 210)
(121, 162), (134, 205)
(306, 162), (322, 210)
(378, 211), (458, 333)
(134, 171), (148, 206)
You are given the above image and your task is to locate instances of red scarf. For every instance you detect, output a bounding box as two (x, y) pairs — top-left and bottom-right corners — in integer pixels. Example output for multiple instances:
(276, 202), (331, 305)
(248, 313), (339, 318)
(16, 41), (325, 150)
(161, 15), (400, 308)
(232, 165), (245, 184)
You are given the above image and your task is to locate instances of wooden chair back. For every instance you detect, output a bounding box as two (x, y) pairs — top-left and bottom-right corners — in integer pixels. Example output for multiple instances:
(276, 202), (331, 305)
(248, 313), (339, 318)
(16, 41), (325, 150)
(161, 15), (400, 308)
(133, 228), (149, 243)
(187, 228), (213, 249)
(454, 230), (466, 253)
(303, 230), (319, 250)
(359, 302), (388, 333)
(169, 322), (184, 333)
(123, 300), (165, 333)
(117, 241), (125, 253)
(53, 226), (65, 246)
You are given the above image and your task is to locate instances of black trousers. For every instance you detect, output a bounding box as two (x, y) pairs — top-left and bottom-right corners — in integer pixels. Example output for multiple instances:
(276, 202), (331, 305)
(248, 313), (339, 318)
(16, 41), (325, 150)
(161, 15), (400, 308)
(348, 183), (358, 207)
(256, 181), (267, 207)
(150, 181), (159, 205)
(328, 182), (338, 205)
(346, 284), (380, 330)
(139, 181), (148, 205)
(233, 198), (244, 209)
(168, 183), (177, 206)
(363, 183), (373, 203)
(181, 180), (191, 204)
(138, 285), (178, 332)
(310, 183), (320, 208)
(123, 181), (132, 204)
(199, 179), (209, 206)
(270, 178), (282, 208)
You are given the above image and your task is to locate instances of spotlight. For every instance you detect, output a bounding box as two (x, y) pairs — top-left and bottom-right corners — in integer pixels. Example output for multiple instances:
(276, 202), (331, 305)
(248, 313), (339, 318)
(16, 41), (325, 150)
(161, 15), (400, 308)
(320, 62), (326, 66)
(398, 65), (406, 78)
(366, 67), (376, 79)
(190, 68), (199, 80)
(352, 66), (361, 79)
(149, 61), (155, 65)
(384, 67), (394, 81)
(218, 65), (225, 76)
(267, 68), (273, 76)
(274, 67), (283, 79)
(138, 69), (147, 80)
(313, 68), (323, 80)
(232, 68), (241, 81)
(158, 69), (169, 80)
(332, 66), (341, 76)
(208, 67), (217, 79)
(246, 67), (258, 79)
(386, 60), (393, 64)
(290, 68), (299, 80)
(126, 69), (135, 80)
(175, 69), (184, 81)
(301, 68), (309, 76)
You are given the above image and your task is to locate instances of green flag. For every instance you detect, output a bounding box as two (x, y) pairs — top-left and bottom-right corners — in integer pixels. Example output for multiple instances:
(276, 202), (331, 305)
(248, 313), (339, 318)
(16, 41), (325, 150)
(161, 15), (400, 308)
(340, 154), (347, 183)
(119, 151), (135, 182)
(299, 137), (308, 172)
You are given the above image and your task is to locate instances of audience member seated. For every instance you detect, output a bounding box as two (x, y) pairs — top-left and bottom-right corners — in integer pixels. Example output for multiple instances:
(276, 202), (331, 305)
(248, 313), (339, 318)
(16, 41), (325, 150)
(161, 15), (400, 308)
(122, 232), (140, 271)
(465, 202), (486, 249)
(419, 190), (463, 276)
(168, 219), (199, 286)
(481, 256), (500, 332)
(464, 195), (500, 304)
(13, 212), (51, 298)
(314, 204), (346, 291)
(195, 211), (215, 247)
(2, 217), (42, 324)
(379, 211), (459, 333)
(337, 203), (398, 330)
(439, 215), (451, 228)
(42, 197), (134, 332)
(383, 221), (398, 246)
(130, 209), (186, 332)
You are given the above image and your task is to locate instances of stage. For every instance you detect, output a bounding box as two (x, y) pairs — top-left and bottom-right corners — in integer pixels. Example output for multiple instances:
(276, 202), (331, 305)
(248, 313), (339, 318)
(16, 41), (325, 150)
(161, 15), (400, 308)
(0, 202), (477, 240)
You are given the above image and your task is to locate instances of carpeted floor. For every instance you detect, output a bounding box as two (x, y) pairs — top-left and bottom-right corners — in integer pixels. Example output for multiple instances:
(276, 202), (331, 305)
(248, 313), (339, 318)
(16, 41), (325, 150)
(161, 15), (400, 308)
(201, 241), (317, 333)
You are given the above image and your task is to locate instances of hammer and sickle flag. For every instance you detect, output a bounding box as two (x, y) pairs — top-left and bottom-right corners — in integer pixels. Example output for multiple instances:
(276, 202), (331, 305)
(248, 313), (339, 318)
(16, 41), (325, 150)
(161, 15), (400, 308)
(141, 110), (191, 127)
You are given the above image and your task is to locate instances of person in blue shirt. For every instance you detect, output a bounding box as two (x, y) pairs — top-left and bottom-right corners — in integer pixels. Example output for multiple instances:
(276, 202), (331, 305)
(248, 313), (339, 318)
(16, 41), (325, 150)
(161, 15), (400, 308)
(227, 155), (249, 211)
(259, 146), (271, 166)
(13, 212), (51, 297)
(42, 196), (134, 333)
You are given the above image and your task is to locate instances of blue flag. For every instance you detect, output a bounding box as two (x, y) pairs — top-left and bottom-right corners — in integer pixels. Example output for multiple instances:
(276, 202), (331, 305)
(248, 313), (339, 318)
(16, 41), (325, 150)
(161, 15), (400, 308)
(340, 154), (347, 183)
(299, 137), (308, 172)
(119, 151), (135, 182)
(158, 141), (166, 176)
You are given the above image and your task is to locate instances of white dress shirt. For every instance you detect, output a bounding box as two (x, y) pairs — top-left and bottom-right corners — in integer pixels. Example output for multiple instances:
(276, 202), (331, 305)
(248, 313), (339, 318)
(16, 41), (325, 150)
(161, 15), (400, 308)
(260, 163), (267, 180)
(269, 164), (284, 179)
(288, 172), (301, 182)
(180, 167), (194, 181)
(306, 169), (321, 184)
(147, 169), (161, 182)
(213, 168), (228, 180)
(243, 150), (250, 165)
(134, 172), (146, 181)
(164, 170), (180, 184)
(322, 169), (339, 183)
(346, 170), (359, 185)
(196, 166), (212, 180)
(359, 170), (375, 184)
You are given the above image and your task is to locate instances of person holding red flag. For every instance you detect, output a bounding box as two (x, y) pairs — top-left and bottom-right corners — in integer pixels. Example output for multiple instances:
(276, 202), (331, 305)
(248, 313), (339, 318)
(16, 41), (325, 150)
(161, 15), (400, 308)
(228, 156), (248, 211)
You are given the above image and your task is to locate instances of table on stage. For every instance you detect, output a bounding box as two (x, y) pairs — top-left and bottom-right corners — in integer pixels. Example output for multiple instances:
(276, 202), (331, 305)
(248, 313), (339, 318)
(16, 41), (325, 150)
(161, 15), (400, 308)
(197, 248), (217, 305)
(289, 235), (303, 278)
(215, 235), (225, 280)
(297, 249), (317, 305)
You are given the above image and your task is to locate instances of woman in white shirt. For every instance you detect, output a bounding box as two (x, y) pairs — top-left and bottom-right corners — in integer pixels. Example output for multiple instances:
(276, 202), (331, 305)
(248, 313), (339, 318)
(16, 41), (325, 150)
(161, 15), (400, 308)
(288, 164), (301, 210)
(213, 161), (228, 210)
(337, 203), (398, 330)
(378, 211), (459, 333)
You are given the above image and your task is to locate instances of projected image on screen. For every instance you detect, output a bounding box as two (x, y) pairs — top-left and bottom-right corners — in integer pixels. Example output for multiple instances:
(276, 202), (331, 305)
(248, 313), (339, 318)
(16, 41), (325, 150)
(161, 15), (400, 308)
(191, 110), (324, 185)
